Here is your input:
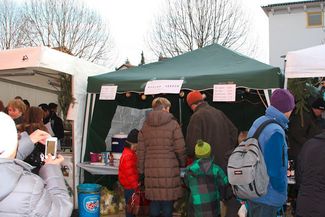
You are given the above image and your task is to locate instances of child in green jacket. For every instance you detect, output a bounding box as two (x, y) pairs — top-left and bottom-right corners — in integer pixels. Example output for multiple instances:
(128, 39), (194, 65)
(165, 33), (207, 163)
(184, 140), (228, 217)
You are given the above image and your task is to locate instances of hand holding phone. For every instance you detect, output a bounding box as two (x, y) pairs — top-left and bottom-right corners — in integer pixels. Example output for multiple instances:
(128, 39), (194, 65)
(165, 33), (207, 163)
(45, 137), (57, 160)
(44, 154), (64, 165)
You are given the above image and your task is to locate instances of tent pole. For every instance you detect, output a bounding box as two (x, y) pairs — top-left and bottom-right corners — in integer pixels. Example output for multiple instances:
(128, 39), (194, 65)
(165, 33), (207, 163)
(81, 93), (91, 164)
(80, 93), (97, 163)
(263, 89), (271, 106)
(90, 93), (96, 122)
(79, 93), (95, 185)
(179, 97), (182, 124)
(284, 77), (288, 89)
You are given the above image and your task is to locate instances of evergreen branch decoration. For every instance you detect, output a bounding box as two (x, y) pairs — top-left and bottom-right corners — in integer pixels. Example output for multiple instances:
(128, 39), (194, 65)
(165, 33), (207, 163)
(58, 73), (73, 124)
(288, 78), (316, 127)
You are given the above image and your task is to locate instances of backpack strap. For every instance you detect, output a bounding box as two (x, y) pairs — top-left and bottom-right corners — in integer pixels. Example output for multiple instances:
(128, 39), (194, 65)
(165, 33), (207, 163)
(252, 119), (286, 167)
(252, 119), (282, 140)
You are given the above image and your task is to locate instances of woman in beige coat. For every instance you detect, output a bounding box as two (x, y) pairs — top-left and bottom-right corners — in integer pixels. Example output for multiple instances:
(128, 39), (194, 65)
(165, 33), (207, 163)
(137, 97), (186, 217)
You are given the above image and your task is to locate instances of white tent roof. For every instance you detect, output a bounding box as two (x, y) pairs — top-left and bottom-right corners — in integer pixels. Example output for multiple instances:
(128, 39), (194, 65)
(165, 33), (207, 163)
(285, 44), (325, 78)
(0, 46), (109, 96)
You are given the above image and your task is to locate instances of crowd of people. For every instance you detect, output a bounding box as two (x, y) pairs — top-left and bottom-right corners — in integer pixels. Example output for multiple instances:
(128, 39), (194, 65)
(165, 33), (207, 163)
(118, 89), (325, 217)
(0, 97), (72, 216)
(1, 88), (325, 217)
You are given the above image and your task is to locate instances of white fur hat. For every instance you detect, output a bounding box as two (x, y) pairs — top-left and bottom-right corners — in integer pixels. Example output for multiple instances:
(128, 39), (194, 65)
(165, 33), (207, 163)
(0, 112), (18, 158)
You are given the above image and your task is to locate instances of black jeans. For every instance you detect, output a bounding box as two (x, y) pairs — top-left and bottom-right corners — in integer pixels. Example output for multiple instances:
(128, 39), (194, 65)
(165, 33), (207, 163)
(149, 200), (174, 217)
(247, 201), (278, 217)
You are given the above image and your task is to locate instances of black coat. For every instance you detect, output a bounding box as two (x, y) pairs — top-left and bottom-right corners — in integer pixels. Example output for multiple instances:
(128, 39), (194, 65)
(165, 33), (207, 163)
(287, 109), (322, 161)
(50, 112), (64, 140)
(296, 132), (325, 217)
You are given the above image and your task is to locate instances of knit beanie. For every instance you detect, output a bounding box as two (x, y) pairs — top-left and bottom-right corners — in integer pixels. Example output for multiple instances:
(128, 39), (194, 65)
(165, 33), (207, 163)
(126, 129), (139, 144)
(311, 98), (325, 110)
(270, 89), (295, 113)
(187, 91), (203, 107)
(195, 139), (211, 158)
(0, 112), (18, 158)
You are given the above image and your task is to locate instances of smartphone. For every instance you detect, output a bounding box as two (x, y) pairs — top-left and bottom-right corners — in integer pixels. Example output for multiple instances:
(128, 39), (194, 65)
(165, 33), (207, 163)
(45, 137), (57, 159)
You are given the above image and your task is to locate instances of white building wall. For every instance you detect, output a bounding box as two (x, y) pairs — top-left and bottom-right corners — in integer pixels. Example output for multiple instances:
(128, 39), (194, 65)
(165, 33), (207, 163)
(268, 8), (325, 69)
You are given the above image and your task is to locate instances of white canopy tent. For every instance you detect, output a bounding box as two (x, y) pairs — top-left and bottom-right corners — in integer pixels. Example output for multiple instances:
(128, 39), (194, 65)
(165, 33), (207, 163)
(0, 46), (109, 206)
(284, 44), (325, 88)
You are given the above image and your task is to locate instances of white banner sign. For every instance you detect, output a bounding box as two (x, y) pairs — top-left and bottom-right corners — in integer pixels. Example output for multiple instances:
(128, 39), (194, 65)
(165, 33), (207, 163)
(99, 85), (118, 100)
(144, 80), (183, 95)
(213, 84), (236, 102)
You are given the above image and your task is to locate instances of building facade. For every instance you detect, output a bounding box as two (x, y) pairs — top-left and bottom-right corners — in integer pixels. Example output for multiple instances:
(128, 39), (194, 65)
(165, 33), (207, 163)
(263, 0), (325, 69)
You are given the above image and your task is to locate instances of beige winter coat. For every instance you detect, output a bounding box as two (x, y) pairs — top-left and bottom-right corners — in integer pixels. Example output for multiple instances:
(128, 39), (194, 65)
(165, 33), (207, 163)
(137, 110), (186, 201)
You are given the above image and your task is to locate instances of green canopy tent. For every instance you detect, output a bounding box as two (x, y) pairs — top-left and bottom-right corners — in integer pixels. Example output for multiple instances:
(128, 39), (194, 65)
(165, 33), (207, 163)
(81, 44), (282, 184)
(88, 44), (281, 92)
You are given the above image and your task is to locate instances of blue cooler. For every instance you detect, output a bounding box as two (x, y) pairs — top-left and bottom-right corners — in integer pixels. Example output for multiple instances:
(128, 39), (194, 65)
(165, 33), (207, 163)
(111, 133), (127, 153)
(77, 183), (101, 217)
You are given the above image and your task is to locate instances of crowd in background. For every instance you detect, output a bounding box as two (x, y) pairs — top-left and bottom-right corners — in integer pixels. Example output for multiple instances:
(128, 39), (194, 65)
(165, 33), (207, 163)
(1, 88), (325, 217)
(118, 89), (325, 217)
(0, 96), (72, 216)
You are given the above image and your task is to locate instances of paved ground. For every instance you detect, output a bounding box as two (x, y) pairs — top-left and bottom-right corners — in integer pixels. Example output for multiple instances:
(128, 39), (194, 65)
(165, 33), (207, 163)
(71, 206), (294, 217)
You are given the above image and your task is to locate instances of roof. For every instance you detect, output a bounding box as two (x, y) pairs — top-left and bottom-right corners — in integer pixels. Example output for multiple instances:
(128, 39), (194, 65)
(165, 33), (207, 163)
(87, 43), (282, 93)
(0, 46), (109, 93)
(262, 0), (324, 8)
(116, 63), (135, 71)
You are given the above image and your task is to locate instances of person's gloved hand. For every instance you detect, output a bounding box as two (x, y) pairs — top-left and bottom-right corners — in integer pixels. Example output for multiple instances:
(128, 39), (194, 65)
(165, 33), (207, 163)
(220, 184), (234, 201)
(139, 173), (145, 187)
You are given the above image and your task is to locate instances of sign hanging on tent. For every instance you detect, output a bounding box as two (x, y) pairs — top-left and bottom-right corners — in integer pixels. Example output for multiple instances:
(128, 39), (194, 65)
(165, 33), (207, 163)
(213, 84), (236, 102)
(144, 80), (183, 95)
(99, 85), (118, 100)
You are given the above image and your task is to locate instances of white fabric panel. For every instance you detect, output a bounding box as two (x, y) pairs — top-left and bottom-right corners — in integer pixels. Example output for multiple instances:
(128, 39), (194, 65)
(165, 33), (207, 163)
(285, 45), (325, 78)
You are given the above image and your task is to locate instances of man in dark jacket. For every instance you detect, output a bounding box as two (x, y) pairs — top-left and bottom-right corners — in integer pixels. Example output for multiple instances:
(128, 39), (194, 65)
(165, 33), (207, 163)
(288, 97), (325, 161)
(295, 132), (325, 217)
(48, 103), (65, 140)
(186, 90), (239, 217)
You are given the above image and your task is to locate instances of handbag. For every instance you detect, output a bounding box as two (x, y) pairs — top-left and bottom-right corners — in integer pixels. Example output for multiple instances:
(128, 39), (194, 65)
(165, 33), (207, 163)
(126, 187), (150, 216)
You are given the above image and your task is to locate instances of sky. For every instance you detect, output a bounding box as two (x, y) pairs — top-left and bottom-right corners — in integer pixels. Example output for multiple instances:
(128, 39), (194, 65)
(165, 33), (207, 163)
(83, 0), (308, 69)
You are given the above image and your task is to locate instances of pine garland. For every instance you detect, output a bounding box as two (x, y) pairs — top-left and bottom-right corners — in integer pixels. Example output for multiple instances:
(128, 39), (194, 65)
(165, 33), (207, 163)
(288, 78), (319, 127)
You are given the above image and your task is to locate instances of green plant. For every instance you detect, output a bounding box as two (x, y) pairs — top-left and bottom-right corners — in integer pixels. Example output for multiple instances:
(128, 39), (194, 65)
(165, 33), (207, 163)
(288, 78), (320, 126)
(58, 73), (73, 129)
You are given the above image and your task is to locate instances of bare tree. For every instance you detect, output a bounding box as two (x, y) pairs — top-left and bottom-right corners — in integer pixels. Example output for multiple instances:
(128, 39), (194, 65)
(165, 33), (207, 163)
(22, 0), (113, 63)
(0, 0), (28, 49)
(148, 0), (256, 57)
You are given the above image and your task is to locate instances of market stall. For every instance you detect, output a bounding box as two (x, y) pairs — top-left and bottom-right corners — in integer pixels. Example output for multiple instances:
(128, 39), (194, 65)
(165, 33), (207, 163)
(0, 46), (109, 206)
(81, 44), (282, 182)
(284, 44), (325, 87)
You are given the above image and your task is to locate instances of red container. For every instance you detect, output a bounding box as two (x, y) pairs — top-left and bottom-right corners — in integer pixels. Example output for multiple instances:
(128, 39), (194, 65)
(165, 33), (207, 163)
(90, 152), (101, 162)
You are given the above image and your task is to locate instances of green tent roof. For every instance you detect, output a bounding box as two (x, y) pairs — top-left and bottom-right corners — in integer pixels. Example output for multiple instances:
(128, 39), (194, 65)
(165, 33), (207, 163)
(87, 44), (282, 93)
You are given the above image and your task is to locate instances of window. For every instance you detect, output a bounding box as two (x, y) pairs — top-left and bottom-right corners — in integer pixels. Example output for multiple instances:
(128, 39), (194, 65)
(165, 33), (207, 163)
(306, 12), (323, 27)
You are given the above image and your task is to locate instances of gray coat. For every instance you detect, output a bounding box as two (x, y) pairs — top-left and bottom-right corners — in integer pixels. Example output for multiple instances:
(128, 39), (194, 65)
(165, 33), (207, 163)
(0, 158), (73, 217)
(17, 131), (35, 160)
